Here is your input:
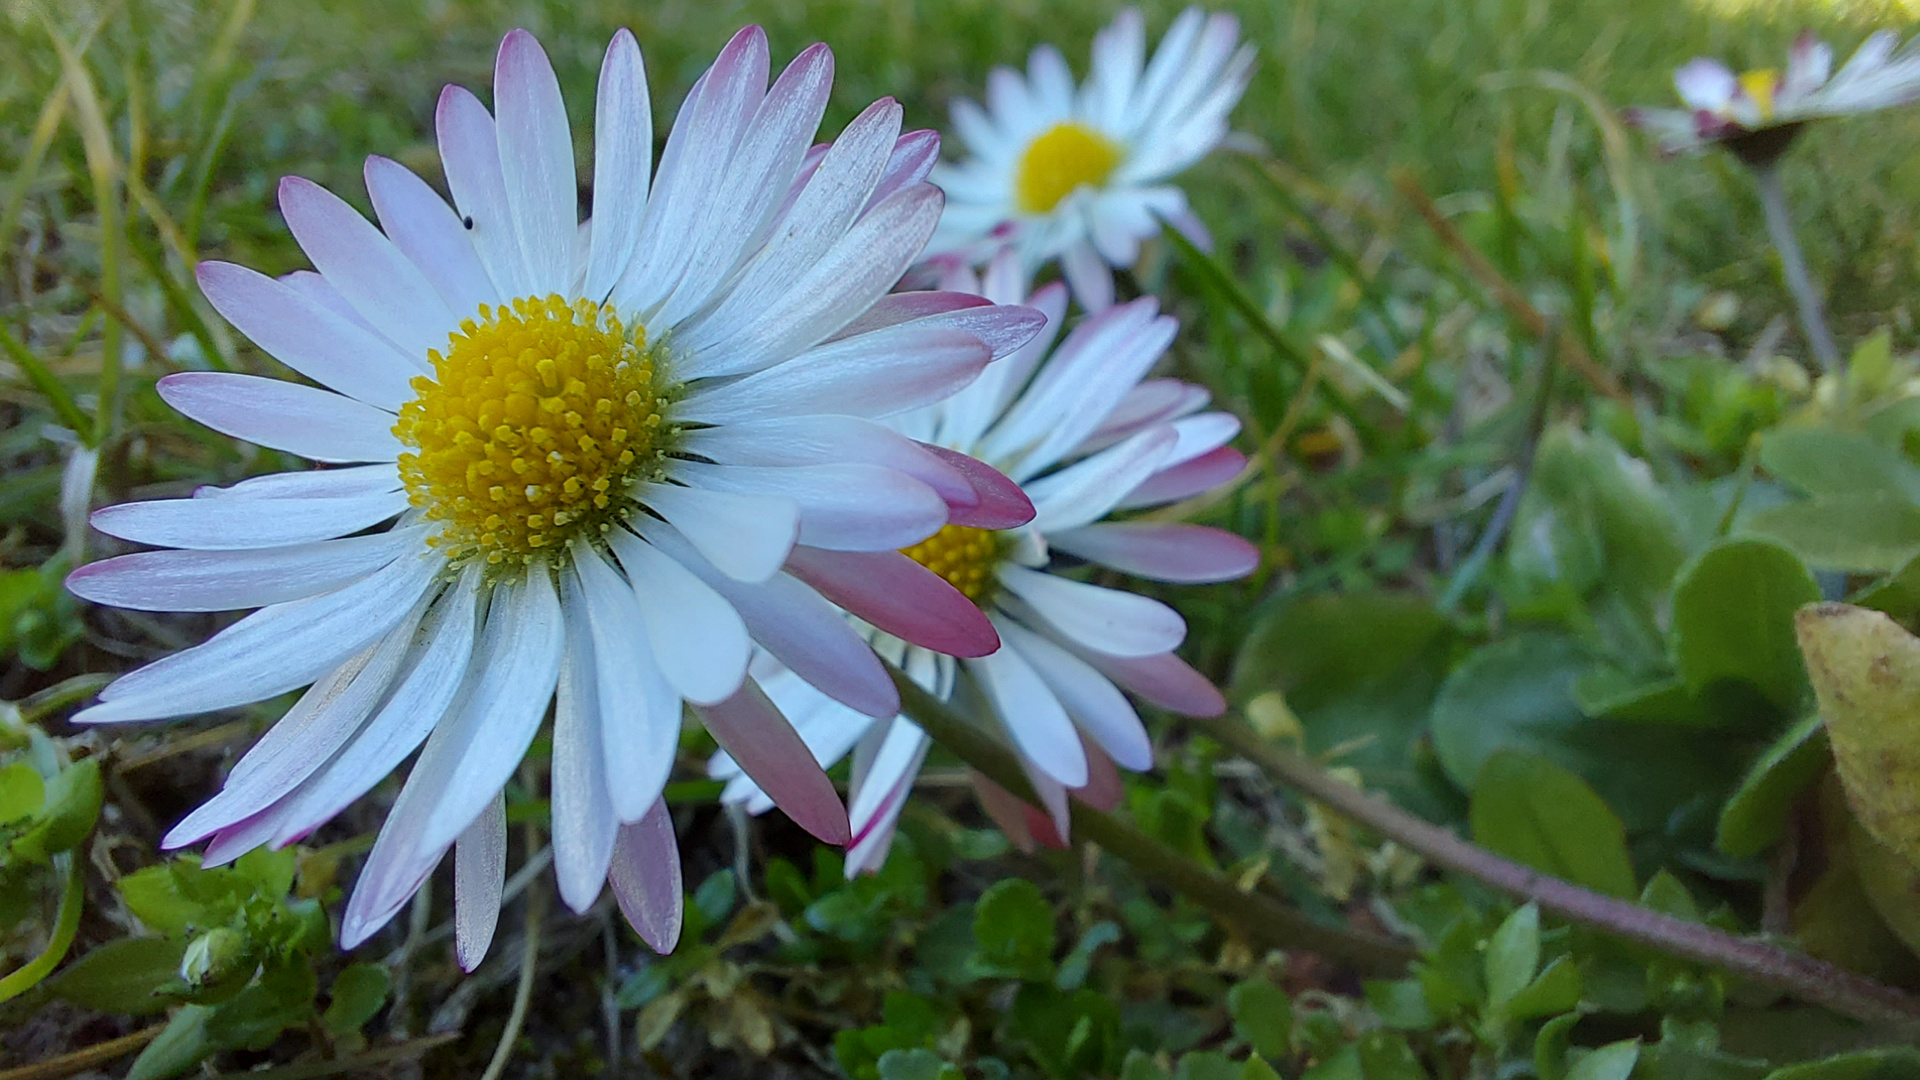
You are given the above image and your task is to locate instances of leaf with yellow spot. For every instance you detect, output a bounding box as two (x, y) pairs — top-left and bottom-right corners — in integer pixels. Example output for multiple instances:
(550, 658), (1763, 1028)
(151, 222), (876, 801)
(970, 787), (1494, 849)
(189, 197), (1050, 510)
(1794, 602), (1920, 870)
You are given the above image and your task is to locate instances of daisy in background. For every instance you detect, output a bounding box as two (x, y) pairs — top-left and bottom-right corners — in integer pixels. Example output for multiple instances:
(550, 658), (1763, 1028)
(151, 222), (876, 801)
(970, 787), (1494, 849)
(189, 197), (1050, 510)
(925, 7), (1254, 311)
(712, 252), (1258, 874)
(1626, 31), (1920, 162)
(66, 26), (1043, 966)
(1627, 31), (1920, 374)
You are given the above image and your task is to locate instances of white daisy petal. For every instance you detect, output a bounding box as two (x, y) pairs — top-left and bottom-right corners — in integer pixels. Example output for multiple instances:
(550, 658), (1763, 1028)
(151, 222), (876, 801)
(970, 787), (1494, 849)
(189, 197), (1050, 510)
(77, 550), (440, 724)
(996, 563), (1185, 658)
(968, 627), (1087, 788)
(680, 325), (990, 424)
(279, 175), (457, 359)
(608, 531), (751, 706)
(641, 484), (797, 583)
(436, 85), (531, 297)
(676, 461), (949, 552)
(494, 29), (578, 297)
(266, 574), (482, 846)
(365, 155), (499, 317)
(997, 619), (1151, 771)
(572, 544), (684, 816)
(196, 261), (422, 410)
(550, 602), (619, 913)
(585, 29), (653, 302)
(453, 792), (507, 972)
(414, 568), (565, 855)
(67, 529), (418, 612)
(89, 482), (407, 551)
(157, 372), (400, 464)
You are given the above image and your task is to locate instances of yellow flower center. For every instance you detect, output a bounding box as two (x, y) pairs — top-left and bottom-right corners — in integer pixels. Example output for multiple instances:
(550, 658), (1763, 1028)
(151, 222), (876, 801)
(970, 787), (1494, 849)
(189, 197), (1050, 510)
(899, 524), (1003, 605)
(1014, 122), (1125, 215)
(394, 295), (676, 568)
(1739, 68), (1779, 121)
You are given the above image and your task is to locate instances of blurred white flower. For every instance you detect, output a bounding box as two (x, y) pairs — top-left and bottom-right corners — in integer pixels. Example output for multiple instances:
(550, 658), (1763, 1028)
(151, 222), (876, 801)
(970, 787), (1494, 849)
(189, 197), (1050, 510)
(925, 7), (1254, 310)
(1628, 31), (1920, 162)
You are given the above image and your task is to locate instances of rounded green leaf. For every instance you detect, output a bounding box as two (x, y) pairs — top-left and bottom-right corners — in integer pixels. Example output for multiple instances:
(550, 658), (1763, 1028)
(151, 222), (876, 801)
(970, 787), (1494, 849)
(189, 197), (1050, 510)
(1670, 538), (1819, 716)
(0, 763), (44, 823)
(1470, 750), (1636, 898)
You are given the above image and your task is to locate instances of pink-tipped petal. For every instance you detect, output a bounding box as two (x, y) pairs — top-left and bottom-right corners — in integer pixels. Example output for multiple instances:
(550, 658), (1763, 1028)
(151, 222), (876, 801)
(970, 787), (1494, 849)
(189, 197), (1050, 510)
(971, 770), (1038, 854)
(695, 679), (851, 845)
(1118, 446), (1247, 509)
(609, 799), (683, 954)
(918, 444), (1035, 529)
(783, 547), (1000, 658)
(1050, 522), (1259, 583)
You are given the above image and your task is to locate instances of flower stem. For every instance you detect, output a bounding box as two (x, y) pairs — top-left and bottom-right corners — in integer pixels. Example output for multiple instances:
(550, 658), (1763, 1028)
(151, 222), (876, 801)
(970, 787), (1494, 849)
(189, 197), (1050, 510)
(1752, 162), (1842, 374)
(888, 668), (1414, 974)
(1194, 713), (1920, 1034)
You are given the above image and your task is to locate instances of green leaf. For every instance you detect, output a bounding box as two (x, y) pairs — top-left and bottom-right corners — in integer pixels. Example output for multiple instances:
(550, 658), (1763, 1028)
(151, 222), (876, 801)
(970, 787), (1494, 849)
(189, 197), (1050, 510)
(1759, 428), (1920, 503)
(1504, 956), (1582, 1021)
(973, 879), (1056, 981)
(1571, 671), (1717, 727)
(128, 1004), (215, 1080)
(1054, 920), (1121, 991)
(1232, 591), (1453, 808)
(1227, 978), (1293, 1060)
(1364, 979), (1432, 1031)
(0, 762), (44, 823)
(1302, 1045), (1365, 1080)
(1434, 634), (1736, 832)
(1670, 538), (1819, 716)
(1567, 1040), (1640, 1080)
(1356, 1031), (1430, 1080)
(1176, 1052), (1242, 1080)
(48, 937), (187, 1015)
(1014, 983), (1122, 1080)
(1763, 1047), (1920, 1080)
(1470, 750), (1636, 898)
(10, 758), (101, 862)
(1483, 903), (1541, 1009)
(877, 1049), (961, 1080)
(119, 865), (214, 938)
(234, 846), (297, 900)
(1716, 714), (1829, 857)
(1433, 636), (1596, 791)
(1535, 1013), (1581, 1080)
(321, 962), (391, 1035)
(203, 957), (317, 1052)
(1243, 1057), (1283, 1080)
(1796, 604), (1920, 867)
(1749, 494), (1920, 574)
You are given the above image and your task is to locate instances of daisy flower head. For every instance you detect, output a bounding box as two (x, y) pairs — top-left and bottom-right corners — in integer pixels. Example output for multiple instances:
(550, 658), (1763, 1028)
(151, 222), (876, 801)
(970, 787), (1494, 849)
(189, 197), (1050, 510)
(712, 252), (1260, 874)
(925, 7), (1254, 311)
(67, 26), (1045, 967)
(1627, 30), (1920, 164)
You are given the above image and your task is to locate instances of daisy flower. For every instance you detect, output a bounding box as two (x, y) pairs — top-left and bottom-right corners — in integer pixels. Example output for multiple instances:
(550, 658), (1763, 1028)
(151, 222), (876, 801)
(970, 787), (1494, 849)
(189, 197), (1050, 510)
(66, 27), (1043, 965)
(1627, 30), (1920, 163)
(925, 7), (1254, 311)
(712, 253), (1258, 873)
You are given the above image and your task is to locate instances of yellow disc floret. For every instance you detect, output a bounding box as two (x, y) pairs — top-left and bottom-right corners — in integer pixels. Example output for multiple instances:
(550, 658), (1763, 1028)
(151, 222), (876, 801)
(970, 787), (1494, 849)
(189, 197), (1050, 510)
(900, 524), (1004, 605)
(1014, 122), (1125, 214)
(394, 294), (676, 569)
(1739, 68), (1779, 121)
